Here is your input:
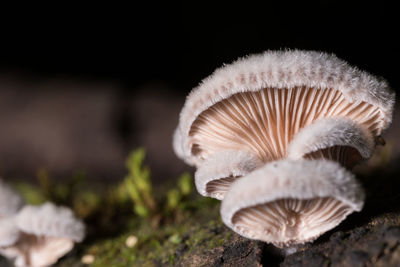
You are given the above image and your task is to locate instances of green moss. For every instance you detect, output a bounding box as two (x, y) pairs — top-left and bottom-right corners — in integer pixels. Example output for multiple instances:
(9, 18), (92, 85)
(10, 148), (230, 267)
(55, 195), (228, 266)
(13, 183), (47, 205)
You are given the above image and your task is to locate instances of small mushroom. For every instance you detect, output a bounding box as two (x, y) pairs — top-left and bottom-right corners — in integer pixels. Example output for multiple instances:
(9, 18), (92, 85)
(173, 50), (394, 166)
(0, 180), (24, 258)
(0, 179), (24, 218)
(220, 159), (364, 247)
(0, 217), (20, 248)
(287, 117), (374, 168)
(195, 150), (262, 200)
(0, 202), (85, 267)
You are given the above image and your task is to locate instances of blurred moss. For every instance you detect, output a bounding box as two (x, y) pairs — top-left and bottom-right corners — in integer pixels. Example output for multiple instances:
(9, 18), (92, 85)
(13, 183), (46, 205)
(168, 233), (182, 245)
(177, 172), (192, 196)
(9, 147), (219, 267)
(166, 188), (180, 212)
(166, 172), (194, 217)
(73, 191), (102, 219)
(120, 148), (156, 218)
(70, 196), (222, 267)
(117, 148), (195, 223)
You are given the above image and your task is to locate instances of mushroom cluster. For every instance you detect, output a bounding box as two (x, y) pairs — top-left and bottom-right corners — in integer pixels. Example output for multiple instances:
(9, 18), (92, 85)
(0, 179), (85, 267)
(173, 50), (395, 247)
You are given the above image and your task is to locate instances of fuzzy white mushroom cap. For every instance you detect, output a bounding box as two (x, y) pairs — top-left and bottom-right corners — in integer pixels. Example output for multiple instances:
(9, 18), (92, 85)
(0, 217), (20, 247)
(0, 179), (24, 217)
(174, 50), (395, 166)
(221, 159), (364, 247)
(173, 128), (186, 164)
(195, 150), (262, 200)
(0, 202), (85, 267)
(287, 117), (374, 165)
(16, 202), (85, 242)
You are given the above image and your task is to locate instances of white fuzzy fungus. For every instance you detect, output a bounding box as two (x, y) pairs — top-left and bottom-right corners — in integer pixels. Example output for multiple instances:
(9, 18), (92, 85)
(0, 179), (24, 218)
(0, 202), (85, 267)
(287, 117), (374, 167)
(173, 50), (394, 166)
(221, 159), (364, 247)
(195, 150), (262, 200)
(172, 50), (395, 248)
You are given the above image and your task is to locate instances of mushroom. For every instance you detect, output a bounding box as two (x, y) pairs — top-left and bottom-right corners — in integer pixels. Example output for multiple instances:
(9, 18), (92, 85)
(0, 179), (24, 218)
(287, 117), (374, 168)
(0, 179), (23, 250)
(195, 150), (262, 200)
(173, 50), (394, 167)
(220, 159), (364, 247)
(195, 117), (374, 200)
(0, 217), (20, 248)
(0, 202), (85, 267)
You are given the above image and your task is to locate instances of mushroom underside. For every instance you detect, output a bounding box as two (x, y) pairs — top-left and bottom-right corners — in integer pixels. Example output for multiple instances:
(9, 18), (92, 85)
(194, 150), (262, 199)
(0, 233), (74, 267)
(304, 145), (362, 168)
(205, 176), (238, 200)
(231, 197), (353, 247)
(285, 116), (373, 168)
(189, 87), (381, 163)
(203, 145), (361, 200)
(220, 159), (364, 247)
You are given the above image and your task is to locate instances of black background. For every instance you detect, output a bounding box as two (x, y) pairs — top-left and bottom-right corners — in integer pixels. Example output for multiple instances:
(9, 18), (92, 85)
(0, 1), (399, 94)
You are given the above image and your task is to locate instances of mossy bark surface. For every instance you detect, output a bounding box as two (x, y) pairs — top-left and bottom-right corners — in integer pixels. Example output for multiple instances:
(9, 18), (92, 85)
(50, 161), (400, 267)
(2, 152), (400, 267)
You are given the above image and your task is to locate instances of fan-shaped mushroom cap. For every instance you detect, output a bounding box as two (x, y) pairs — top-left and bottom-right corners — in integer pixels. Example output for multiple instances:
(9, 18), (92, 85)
(174, 50), (395, 166)
(195, 150), (262, 200)
(287, 117), (374, 168)
(0, 217), (20, 247)
(221, 159), (364, 247)
(0, 179), (24, 218)
(16, 202), (85, 242)
(0, 202), (85, 267)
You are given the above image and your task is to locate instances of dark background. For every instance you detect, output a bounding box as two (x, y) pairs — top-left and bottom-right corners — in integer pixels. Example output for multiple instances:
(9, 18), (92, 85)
(0, 2), (398, 181)
(1, 1), (399, 93)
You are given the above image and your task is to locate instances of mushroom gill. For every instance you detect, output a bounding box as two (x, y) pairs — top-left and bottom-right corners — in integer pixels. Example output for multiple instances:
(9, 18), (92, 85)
(0, 202), (85, 267)
(0, 233), (74, 267)
(286, 117), (374, 168)
(190, 87), (380, 163)
(303, 146), (361, 169)
(231, 197), (352, 247)
(174, 50), (394, 166)
(195, 150), (262, 199)
(221, 159), (364, 247)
